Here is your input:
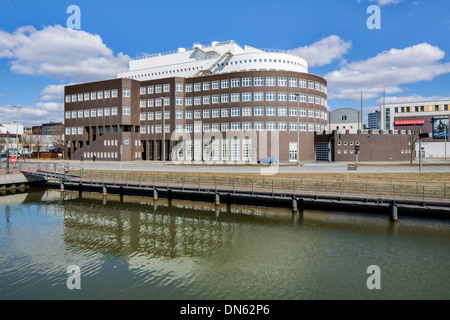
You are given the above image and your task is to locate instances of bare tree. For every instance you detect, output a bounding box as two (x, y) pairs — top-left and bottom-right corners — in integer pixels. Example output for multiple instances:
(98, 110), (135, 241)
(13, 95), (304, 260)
(21, 135), (32, 158)
(31, 127), (46, 159)
(51, 125), (65, 154)
(0, 136), (7, 154)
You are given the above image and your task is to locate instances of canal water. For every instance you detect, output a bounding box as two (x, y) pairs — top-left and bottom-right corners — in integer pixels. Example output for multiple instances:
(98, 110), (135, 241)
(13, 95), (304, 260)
(0, 189), (449, 300)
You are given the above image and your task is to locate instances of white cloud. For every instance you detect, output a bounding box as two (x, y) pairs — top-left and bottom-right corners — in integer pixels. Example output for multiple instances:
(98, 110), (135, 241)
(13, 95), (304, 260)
(0, 25), (130, 82)
(376, 94), (450, 104)
(287, 35), (352, 68)
(40, 84), (69, 101)
(369, 0), (404, 6)
(325, 43), (450, 100)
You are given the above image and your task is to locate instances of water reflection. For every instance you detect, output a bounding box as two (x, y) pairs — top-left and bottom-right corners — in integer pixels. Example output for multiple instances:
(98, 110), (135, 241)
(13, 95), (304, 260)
(0, 189), (449, 300)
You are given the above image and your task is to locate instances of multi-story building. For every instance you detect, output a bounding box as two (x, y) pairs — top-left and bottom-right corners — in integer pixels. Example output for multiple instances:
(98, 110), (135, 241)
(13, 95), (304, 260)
(378, 100), (450, 158)
(367, 110), (381, 129)
(64, 40), (328, 162)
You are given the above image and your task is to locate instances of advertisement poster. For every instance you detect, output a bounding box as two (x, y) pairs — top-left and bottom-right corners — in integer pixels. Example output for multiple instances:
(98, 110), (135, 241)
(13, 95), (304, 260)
(433, 118), (449, 139)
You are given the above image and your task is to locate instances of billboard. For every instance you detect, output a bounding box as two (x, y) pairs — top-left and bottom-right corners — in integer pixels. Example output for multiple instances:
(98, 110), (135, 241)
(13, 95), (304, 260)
(432, 117), (449, 139)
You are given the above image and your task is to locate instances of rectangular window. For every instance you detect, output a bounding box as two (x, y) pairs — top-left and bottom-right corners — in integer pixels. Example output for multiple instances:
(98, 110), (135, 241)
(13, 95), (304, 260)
(278, 107), (287, 116)
(111, 107), (118, 115)
(71, 127), (77, 135)
(231, 122), (240, 131)
(254, 122), (264, 131)
(65, 127), (70, 135)
(78, 93), (83, 101)
(212, 95), (220, 104)
(186, 124), (193, 132)
(278, 122), (287, 131)
(242, 78), (252, 87)
(289, 107), (297, 116)
(231, 93), (240, 102)
(164, 111), (170, 119)
(91, 109), (96, 117)
(194, 83), (201, 91)
(78, 127), (83, 135)
(71, 94), (77, 102)
(221, 94), (229, 103)
(254, 107), (264, 116)
(278, 77), (287, 86)
(155, 85), (162, 93)
(222, 139), (229, 161)
(140, 87), (147, 95)
(185, 84), (192, 92)
(278, 92), (287, 101)
(254, 92), (264, 101)
(78, 110), (83, 118)
(140, 99), (147, 108)
(203, 123), (210, 132)
(242, 92), (252, 101)
(242, 107), (252, 116)
(72, 111), (77, 118)
(65, 111), (71, 119)
(203, 82), (210, 91)
(231, 78), (240, 87)
(221, 79), (229, 88)
(111, 89), (118, 98)
(221, 122), (230, 132)
(212, 109), (220, 118)
(266, 107), (275, 116)
(147, 86), (154, 94)
(266, 77), (275, 86)
(266, 122), (276, 131)
(203, 109), (210, 118)
(148, 112), (154, 120)
(123, 107), (130, 115)
(64, 95), (70, 103)
(123, 89), (130, 97)
(242, 122), (252, 131)
(84, 93), (90, 101)
(194, 110), (201, 119)
(176, 124), (183, 132)
(212, 123), (220, 132)
(176, 97), (183, 106)
(266, 92), (276, 101)
(194, 96), (201, 105)
(176, 110), (183, 119)
(299, 79), (306, 88)
(254, 77), (264, 86)
(289, 78), (297, 87)
(212, 81), (219, 90)
(308, 95), (314, 103)
(163, 84), (170, 92)
(84, 110), (90, 118)
(176, 83), (183, 92)
(315, 82), (320, 91)
(140, 112), (146, 121)
(186, 111), (193, 119)
(202, 95), (210, 105)
(186, 97), (193, 106)
(289, 122), (297, 131)
(308, 80), (314, 89)
(221, 108), (229, 117)
(147, 99), (154, 108)
(231, 107), (240, 117)
(308, 123), (314, 132)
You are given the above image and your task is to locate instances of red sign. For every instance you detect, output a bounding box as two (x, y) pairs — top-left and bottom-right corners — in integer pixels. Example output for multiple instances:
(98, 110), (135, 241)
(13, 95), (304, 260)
(10, 156), (17, 164)
(394, 120), (425, 126)
(354, 145), (360, 151)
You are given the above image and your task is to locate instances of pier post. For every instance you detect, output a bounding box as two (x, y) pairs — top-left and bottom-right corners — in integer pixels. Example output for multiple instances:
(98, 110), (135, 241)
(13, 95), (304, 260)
(215, 193), (220, 206)
(389, 202), (398, 222)
(102, 185), (107, 197)
(1, 185), (6, 193)
(60, 182), (65, 194)
(153, 189), (158, 201)
(10, 184), (16, 192)
(292, 198), (297, 213)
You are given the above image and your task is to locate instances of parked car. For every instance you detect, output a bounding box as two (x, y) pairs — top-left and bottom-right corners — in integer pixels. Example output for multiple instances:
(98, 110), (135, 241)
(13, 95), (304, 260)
(257, 156), (278, 164)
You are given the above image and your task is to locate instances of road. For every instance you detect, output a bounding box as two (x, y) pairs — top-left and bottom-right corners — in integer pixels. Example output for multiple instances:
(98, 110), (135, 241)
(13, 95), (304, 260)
(6, 159), (450, 174)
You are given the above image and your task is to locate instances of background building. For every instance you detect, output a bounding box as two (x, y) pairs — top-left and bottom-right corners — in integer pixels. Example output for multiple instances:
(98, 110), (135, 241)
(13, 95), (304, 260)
(368, 110), (381, 129)
(328, 108), (361, 134)
(378, 100), (450, 158)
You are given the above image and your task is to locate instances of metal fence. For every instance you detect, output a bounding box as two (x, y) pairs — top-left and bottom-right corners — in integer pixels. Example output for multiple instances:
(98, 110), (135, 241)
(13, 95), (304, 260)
(13, 163), (450, 206)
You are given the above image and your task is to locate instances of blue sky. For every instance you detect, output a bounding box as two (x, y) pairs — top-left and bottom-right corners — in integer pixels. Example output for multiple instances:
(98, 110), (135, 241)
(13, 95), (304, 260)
(0, 0), (449, 125)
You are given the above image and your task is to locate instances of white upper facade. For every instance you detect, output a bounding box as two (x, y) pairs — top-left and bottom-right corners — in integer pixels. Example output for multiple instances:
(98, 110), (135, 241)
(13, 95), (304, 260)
(118, 40), (309, 81)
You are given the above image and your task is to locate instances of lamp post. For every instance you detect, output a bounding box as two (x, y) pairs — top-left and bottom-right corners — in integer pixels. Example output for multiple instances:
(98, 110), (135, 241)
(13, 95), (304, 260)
(161, 97), (166, 165)
(11, 105), (23, 159)
(295, 93), (301, 165)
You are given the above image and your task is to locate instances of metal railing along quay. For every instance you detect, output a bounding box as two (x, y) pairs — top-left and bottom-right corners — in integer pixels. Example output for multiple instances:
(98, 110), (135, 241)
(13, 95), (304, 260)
(17, 163), (450, 208)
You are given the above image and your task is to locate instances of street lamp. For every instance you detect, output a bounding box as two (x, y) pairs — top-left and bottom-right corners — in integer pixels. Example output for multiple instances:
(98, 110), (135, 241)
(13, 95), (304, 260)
(11, 105), (23, 159)
(295, 93), (301, 165)
(161, 97), (166, 165)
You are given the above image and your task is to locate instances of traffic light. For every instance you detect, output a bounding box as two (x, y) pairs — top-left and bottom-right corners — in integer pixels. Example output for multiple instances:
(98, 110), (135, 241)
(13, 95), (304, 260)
(418, 133), (431, 139)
